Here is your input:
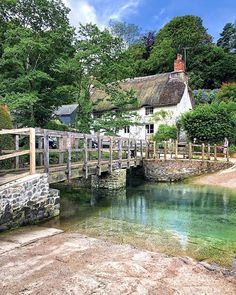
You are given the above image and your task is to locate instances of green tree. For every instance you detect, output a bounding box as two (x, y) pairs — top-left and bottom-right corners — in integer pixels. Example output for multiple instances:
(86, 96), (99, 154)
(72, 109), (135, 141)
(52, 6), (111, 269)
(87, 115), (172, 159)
(0, 105), (14, 169)
(76, 23), (135, 84)
(147, 15), (212, 74)
(0, 0), (75, 127)
(180, 102), (236, 144)
(92, 82), (139, 135)
(153, 124), (177, 142)
(109, 20), (141, 45)
(188, 45), (236, 89)
(217, 22), (236, 53)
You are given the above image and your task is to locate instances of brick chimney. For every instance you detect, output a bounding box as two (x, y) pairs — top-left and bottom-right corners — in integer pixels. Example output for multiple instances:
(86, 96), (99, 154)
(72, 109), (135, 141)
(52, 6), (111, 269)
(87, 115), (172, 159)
(174, 54), (185, 72)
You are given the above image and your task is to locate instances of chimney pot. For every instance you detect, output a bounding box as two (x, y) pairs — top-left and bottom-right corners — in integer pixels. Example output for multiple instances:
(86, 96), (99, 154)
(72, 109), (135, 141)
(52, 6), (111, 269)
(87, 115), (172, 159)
(174, 54), (185, 72)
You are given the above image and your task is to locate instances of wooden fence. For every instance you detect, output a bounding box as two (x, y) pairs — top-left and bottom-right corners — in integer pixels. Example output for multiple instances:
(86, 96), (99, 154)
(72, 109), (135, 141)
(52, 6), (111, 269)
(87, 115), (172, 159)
(147, 141), (229, 162)
(0, 128), (148, 180)
(0, 128), (229, 184)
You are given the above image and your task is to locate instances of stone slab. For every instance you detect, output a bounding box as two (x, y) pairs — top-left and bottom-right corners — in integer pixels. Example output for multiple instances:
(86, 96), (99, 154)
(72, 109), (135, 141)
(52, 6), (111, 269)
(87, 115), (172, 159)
(0, 227), (63, 254)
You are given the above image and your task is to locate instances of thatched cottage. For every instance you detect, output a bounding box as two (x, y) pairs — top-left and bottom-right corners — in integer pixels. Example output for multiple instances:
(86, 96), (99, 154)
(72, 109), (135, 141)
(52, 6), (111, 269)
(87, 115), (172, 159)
(90, 54), (194, 140)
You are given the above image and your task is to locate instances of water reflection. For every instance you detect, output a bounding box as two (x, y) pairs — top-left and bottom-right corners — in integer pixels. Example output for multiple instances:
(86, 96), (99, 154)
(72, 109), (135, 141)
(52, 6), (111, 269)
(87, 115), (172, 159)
(44, 181), (236, 268)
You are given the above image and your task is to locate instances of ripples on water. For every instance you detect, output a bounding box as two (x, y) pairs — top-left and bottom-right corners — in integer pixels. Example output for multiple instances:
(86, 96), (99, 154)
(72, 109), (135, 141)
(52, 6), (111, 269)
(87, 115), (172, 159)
(44, 179), (236, 268)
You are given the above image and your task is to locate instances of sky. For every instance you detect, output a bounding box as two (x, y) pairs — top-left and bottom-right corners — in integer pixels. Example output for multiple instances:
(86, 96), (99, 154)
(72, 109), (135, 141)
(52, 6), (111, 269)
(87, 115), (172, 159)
(62, 0), (236, 41)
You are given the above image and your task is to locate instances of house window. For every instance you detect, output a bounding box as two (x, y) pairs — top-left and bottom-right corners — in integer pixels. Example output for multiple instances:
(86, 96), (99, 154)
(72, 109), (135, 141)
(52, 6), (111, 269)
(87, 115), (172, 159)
(124, 126), (130, 133)
(145, 106), (153, 115)
(146, 124), (154, 134)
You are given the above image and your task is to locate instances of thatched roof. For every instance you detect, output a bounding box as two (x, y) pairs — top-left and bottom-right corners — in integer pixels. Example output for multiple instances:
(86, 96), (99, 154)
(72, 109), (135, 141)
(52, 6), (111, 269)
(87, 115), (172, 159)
(91, 72), (193, 112)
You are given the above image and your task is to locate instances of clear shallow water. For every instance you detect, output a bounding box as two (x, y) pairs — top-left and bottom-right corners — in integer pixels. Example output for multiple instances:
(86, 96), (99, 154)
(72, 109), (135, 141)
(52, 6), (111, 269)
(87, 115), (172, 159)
(44, 180), (236, 268)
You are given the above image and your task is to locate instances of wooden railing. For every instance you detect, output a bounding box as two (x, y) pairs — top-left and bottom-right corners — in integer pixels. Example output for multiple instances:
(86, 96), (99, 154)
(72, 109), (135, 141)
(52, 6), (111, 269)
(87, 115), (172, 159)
(0, 128), (230, 183)
(147, 141), (229, 162)
(0, 128), (149, 180)
(0, 128), (36, 175)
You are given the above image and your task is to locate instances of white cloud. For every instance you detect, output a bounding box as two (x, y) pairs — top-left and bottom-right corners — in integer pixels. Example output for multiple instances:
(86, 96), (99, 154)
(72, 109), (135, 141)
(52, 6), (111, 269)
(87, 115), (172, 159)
(62, 0), (142, 28)
(153, 8), (166, 21)
(109, 0), (141, 20)
(62, 0), (99, 27)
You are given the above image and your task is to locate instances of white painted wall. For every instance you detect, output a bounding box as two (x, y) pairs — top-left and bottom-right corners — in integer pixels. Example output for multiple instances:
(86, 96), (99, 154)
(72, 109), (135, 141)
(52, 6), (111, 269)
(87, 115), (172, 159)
(118, 84), (193, 140)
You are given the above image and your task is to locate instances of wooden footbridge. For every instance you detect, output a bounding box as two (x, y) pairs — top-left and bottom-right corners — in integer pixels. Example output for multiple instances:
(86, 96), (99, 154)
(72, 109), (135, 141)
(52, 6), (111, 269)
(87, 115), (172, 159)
(0, 128), (229, 186)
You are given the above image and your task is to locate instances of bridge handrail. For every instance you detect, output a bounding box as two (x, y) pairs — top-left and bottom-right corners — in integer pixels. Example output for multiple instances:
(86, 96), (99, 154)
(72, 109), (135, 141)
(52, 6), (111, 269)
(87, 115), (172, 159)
(0, 128), (148, 179)
(0, 128), (229, 183)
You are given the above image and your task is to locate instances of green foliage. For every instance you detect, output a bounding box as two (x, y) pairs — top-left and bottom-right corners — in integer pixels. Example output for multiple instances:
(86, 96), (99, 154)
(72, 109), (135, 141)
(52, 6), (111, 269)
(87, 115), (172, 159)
(147, 15), (211, 74)
(92, 82), (139, 135)
(217, 83), (236, 102)
(229, 144), (236, 156)
(188, 45), (236, 89)
(76, 23), (134, 84)
(44, 119), (69, 131)
(0, 0), (75, 127)
(180, 102), (236, 144)
(109, 20), (141, 45)
(217, 22), (236, 53)
(152, 110), (173, 123)
(153, 124), (177, 142)
(0, 105), (14, 169)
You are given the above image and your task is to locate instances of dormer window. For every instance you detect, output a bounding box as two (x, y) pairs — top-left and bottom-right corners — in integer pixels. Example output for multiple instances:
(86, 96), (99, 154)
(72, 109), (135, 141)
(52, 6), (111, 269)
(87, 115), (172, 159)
(145, 106), (153, 115)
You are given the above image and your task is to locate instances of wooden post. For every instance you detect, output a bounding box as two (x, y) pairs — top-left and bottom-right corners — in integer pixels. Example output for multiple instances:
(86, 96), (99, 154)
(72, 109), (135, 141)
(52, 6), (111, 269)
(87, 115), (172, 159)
(140, 139), (143, 159)
(201, 143), (205, 161)
(15, 135), (19, 169)
(227, 148), (229, 162)
(59, 137), (64, 164)
(43, 129), (49, 174)
(188, 142), (192, 160)
(127, 138), (131, 168)
(164, 141), (167, 161)
(153, 141), (156, 159)
(75, 138), (79, 162)
(88, 138), (92, 161)
(134, 139), (137, 166)
(29, 128), (36, 175)
(118, 138), (122, 168)
(97, 134), (102, 175)
(109, 136), (113, 173)
(38, 137), (43, 166)
(146, 141), (149, 159)
(207, 144), (211, 160)
(214, 144), (217, 161)
(175, 140), (178, 159)
(84, 135), (88, 178)
(67, 133), (72, 182)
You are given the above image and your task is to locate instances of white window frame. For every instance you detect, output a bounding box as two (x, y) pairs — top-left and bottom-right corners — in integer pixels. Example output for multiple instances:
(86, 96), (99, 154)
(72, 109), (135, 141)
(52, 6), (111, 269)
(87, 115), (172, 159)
(145, 106), (154, 115)
(145, 124), (154, 134)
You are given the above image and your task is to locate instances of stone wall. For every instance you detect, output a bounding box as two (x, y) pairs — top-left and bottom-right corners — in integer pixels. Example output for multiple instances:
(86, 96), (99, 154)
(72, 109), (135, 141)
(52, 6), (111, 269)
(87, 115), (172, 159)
(91, 169), (127, 190)
(0, 174), (60, 232)
(143, 159), (233, 182)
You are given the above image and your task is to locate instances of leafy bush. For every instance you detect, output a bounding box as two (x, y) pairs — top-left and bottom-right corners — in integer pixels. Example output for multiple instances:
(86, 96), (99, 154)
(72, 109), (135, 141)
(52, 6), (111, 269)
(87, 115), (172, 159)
(217, 83), (236, 102)
(0, 105), (14, 169)
(229, 145), (236, 156)
(180, 102), (236, 144)
(153, 124), (177, 142)
(44, 120), (70, 131)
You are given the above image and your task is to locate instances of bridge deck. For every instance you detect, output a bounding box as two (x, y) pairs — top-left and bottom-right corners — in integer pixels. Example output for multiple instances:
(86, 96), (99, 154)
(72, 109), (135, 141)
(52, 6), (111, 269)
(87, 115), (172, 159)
(0, 128), (229, 187)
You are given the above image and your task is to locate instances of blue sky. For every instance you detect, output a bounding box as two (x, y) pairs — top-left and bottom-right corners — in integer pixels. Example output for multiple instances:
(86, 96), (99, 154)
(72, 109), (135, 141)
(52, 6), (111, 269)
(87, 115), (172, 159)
(62, 0), (236, 41)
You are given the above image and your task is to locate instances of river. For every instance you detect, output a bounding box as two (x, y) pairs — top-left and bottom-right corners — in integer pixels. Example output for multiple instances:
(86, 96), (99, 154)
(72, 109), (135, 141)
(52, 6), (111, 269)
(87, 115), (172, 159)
(44, 179), (236, 269)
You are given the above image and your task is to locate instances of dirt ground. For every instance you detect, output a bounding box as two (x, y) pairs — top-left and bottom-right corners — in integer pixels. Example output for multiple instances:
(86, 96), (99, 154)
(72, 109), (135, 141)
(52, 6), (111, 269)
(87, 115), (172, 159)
(0, 231), (236, 295)
(193, 162), (236, 189)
